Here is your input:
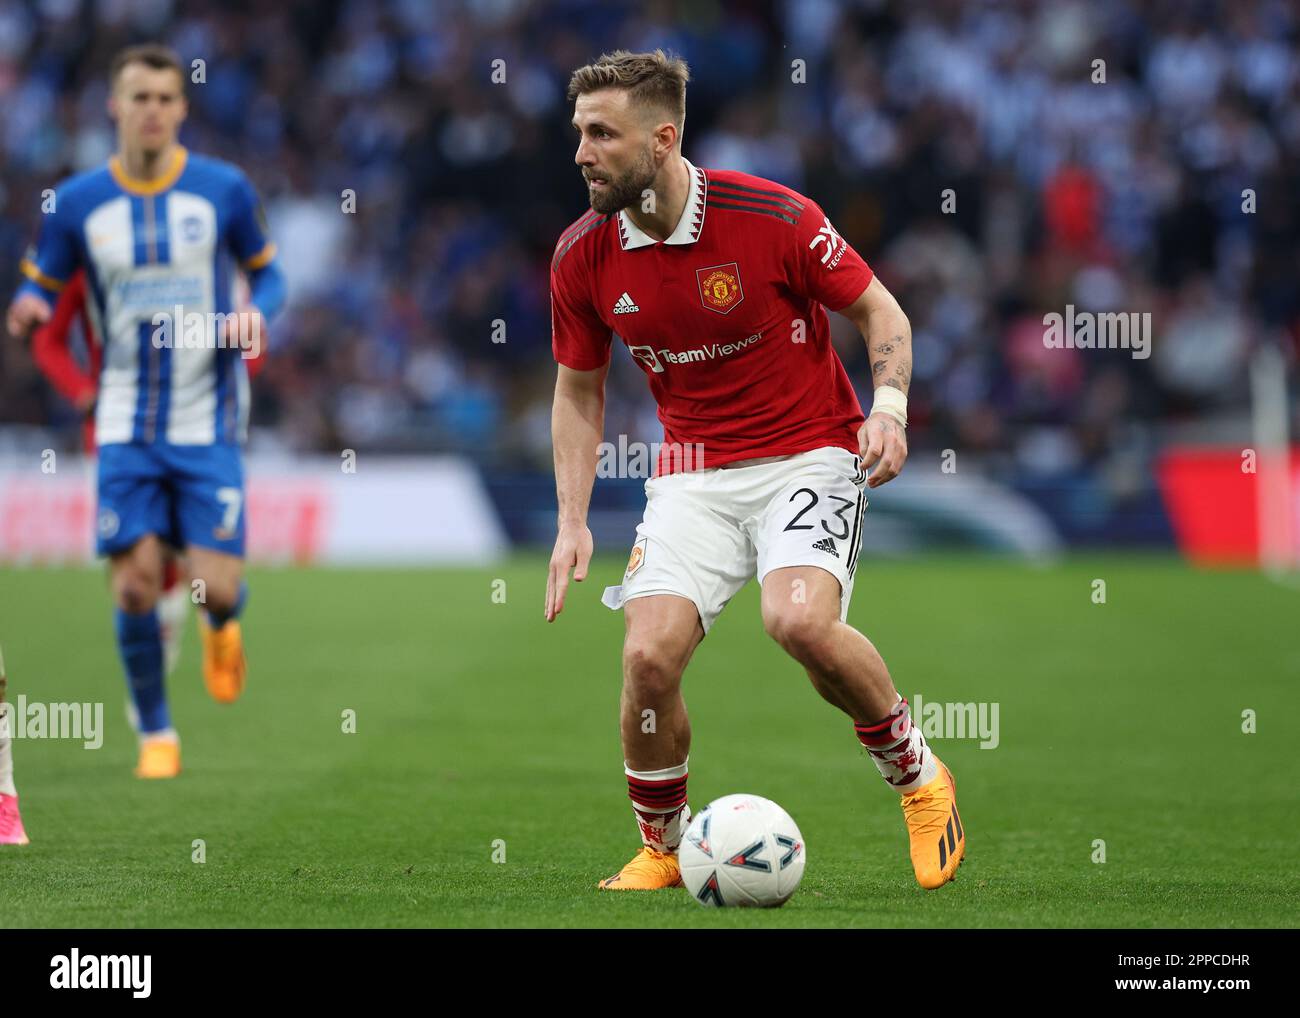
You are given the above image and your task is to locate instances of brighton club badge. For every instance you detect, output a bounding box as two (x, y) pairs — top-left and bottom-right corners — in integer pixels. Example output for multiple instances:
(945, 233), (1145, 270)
(696, 262), (744, 314)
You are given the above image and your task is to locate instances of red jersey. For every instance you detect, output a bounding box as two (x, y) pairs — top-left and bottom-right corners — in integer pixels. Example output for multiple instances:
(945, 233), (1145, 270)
(551, 160), (874, 475)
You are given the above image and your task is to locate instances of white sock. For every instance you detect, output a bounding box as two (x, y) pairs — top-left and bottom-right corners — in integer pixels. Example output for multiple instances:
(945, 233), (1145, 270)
(0, 647), (12, 796)
(855, 699), (939, 794)
(0, 734), (17, 797)
(625, 759), (690, 853)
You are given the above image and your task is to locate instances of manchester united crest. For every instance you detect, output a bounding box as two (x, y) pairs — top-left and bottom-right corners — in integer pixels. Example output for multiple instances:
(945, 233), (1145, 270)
(625, 537), (647, 577)
(696, 262), (744, 314)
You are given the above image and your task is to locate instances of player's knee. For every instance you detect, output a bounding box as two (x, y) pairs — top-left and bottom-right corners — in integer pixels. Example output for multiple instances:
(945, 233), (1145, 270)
(764, 609), (834, 668)
(113, 573), (159, 614)
(622, 640), (684, 702)
(116, 585), (157, 614)
(200, 579), (241, 619)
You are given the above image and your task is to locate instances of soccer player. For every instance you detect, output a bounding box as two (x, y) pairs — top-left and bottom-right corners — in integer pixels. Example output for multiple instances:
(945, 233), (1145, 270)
(5, 44), (285, 779)
(545, 50), (965, 891)
(31, 268), (194, 678)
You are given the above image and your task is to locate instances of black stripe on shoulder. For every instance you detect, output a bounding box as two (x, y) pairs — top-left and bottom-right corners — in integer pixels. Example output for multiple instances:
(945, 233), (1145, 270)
(707, 188), (806, 217)
(557, 210), (600, 247)
(707, 200), (799, 226)
(707, 179), (805, 211)
(552, 214), (610, 269)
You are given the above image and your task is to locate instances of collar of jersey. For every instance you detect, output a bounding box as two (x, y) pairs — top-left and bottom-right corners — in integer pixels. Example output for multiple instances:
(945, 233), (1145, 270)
(109, 145), (188, 196)
(617, 158), (706, 250)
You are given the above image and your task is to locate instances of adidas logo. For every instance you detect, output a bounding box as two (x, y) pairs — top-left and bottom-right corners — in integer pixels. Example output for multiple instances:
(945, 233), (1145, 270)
(812, 537), (838, 558)
(613, 292), (640, 314)
(937, 803), (963, 870)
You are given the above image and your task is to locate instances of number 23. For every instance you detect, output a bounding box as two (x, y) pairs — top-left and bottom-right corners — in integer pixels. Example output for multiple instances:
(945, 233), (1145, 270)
(782, 488), (854, 540)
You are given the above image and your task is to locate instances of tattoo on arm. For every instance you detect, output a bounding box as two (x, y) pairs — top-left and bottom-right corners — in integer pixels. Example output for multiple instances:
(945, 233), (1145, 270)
(867, 330), (912, 395)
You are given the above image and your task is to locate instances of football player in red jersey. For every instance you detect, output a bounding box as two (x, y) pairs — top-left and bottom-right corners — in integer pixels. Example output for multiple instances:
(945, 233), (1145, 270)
(545, 50), (965, 892)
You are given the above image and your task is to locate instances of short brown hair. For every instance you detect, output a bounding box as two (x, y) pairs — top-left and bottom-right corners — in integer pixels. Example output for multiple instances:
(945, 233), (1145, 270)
(567, 49), (690, 134)
(110, 43), (185, 91)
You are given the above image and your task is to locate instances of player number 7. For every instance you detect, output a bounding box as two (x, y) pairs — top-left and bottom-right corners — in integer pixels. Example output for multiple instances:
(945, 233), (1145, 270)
(216, 487), (243, 533)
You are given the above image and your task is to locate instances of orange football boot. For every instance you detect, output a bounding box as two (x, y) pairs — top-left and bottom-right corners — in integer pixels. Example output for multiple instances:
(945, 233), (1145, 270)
(900, 756), (965, 889)
(597, 847), (684, 890)
(135, 734), (181, 779)
(198, 615), (246, 704)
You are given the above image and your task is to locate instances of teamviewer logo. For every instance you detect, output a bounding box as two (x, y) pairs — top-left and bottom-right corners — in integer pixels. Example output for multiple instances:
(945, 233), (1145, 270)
(628, 344), (664, 373)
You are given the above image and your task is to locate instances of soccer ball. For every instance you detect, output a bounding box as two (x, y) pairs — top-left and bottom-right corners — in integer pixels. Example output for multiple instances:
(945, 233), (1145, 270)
(679, 793), (806, 907)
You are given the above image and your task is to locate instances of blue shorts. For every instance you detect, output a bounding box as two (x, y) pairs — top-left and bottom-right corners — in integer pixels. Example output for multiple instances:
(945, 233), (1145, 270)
(96, 442), (246, 557)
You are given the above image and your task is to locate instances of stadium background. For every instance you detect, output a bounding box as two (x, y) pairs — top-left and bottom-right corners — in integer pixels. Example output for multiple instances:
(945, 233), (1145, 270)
(0, 0), (1296, 927)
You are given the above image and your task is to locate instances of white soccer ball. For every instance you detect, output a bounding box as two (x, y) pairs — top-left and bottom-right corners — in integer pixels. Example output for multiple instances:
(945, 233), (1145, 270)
(679, 793), (806, 907)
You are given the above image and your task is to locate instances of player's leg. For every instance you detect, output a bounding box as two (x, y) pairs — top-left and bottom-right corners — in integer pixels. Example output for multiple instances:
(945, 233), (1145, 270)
(760, 565), (897, 720)
(157, 550), (190, 677)
(597, 593), (705, 890)
(109, 535), (180, 778)
(621, 593), (702, 771)
(172, 442), (248, 704)
(761, 563), (964, 888)
(0, 645), (31, 845)
(756, 448), (964, 888)
(761, 565), (920, 776)
(188, 546), (246, 704)
(98, 442), (180, 778)
(596, 470), (751, 890)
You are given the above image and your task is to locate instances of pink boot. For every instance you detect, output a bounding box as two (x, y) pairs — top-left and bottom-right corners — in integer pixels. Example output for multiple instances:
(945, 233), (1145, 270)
(0, 792), (30, 845)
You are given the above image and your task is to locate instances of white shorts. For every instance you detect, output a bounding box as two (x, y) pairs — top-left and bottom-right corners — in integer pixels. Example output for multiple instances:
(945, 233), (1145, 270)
(601, 446), (869, 633)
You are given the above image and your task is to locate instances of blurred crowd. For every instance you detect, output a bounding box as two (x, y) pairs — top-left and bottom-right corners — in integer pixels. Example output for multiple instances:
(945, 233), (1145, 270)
(2, 0), (1297, 488)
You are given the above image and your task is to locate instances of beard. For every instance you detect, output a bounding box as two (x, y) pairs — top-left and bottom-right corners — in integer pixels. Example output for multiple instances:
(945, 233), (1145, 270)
(585, 146), (658, 216)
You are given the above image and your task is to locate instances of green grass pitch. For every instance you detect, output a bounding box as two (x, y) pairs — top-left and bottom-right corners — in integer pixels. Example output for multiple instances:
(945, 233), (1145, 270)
(0, 555), (1296, 927)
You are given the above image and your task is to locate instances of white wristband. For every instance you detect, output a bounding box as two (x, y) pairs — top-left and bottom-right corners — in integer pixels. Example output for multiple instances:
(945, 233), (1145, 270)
(869, 386), (908, 427)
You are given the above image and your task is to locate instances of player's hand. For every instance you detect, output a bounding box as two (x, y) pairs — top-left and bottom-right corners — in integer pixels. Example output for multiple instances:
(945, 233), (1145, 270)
(218, 306), (266, 359)
(545, 522), (594, 622)
(5, 293), (52, 343)
(859, 412), (907, 488)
